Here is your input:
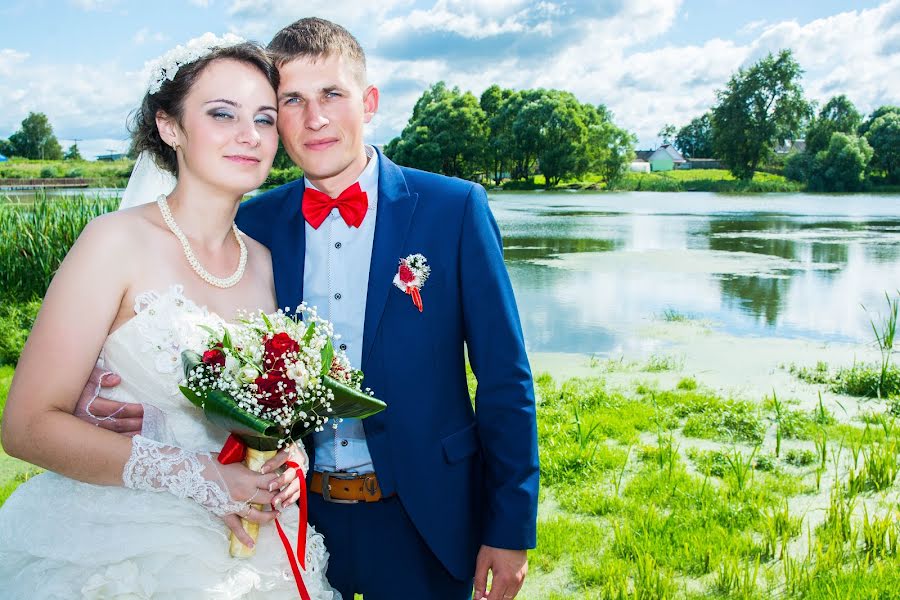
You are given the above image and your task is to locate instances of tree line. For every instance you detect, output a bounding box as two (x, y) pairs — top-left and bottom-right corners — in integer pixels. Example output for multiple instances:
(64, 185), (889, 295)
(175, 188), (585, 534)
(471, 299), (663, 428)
(665, 49), (898, 191)
(384, 82), (635, 187)
(1, 112), (82, 161)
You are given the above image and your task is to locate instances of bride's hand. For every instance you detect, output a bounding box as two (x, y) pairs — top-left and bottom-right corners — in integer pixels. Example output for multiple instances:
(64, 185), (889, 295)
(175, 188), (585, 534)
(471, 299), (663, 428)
(260, 442), (308, 509)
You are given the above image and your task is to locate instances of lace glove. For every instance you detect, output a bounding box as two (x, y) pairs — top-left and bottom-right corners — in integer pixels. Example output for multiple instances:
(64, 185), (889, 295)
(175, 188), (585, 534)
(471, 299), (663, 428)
(122, 435), (249, 517)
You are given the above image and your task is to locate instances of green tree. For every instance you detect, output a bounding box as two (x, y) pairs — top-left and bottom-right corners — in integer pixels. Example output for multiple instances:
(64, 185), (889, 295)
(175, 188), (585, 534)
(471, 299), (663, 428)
(8, 112), (63, 160)
(805, 95), (862, 155)
(711, 50), (812, 180)
(584, 104), (635, 185)
(865, 112), (900, 183)
(784, 151), (815, 183)
(0, 138), (13, 156)
(521, 90), (591, 187)
(480, 84), (515, 185)
(657, 123), (677, 145)
(675, 113), (714, 158)
(63, 143), (83, 161)
(385, 82), (487, 179)
(808, 133), (872, 192)
(858, 105), (900, 137)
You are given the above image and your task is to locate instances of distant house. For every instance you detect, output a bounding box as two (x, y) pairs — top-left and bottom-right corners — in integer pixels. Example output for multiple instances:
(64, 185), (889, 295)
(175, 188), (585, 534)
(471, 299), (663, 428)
(97, 153), (127, 161)
(774, 139), (806, 154)
(647, 144), (687, 172)
(629, 150), (653, 173)
(0, 153), (7, 162)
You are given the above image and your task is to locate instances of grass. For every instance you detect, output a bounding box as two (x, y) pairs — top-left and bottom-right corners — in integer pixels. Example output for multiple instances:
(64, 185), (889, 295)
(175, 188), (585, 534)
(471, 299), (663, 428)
(0, 192), (119, 302)
(0, 158), (134, 187)
(522, 371), (900, 598)
(494, 168), (804, 193)
(787, 291), (900, 401)
(609, 169), (804, 193)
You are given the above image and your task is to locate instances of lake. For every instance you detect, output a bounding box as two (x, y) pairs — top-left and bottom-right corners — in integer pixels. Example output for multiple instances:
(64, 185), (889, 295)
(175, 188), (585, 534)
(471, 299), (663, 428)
(493, 191), (900, 355)
(6, 188), (899, 356)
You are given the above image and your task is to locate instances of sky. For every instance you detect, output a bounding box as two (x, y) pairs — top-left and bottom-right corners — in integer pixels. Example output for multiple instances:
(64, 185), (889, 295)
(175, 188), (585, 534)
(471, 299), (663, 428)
(0, 0), (896, 159)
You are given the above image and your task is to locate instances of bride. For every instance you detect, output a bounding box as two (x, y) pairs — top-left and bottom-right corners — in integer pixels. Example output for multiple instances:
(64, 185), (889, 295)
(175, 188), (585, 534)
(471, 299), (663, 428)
(0, 36), (339, 599)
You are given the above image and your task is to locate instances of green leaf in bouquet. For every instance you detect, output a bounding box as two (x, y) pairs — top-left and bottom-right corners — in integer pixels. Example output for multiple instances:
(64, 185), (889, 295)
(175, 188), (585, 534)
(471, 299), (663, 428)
(200, 390), (283, 451)
(323, 376), (386, 419)
(320, 339), (334, 377)
(260, 311), (274, 332)
(181, 350), (204, 381)
(178, 384), (205, 409)
(221, 328), (233, 351)
(290, 377), (386, 439)
(302, 321), (316, 345)
(198, 324), (219, 338)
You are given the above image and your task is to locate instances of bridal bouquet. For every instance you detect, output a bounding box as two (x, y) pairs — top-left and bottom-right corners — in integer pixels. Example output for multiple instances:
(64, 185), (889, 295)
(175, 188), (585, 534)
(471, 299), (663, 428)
(178, 304), (385, 558)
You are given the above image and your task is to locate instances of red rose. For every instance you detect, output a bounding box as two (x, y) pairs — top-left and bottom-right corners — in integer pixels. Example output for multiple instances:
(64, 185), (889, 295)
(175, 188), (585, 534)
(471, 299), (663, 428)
(254, 372), (297, 410)
(201, 348), (226, 368)
(265, 332), (300, 359)
(398, 263), (415, 284)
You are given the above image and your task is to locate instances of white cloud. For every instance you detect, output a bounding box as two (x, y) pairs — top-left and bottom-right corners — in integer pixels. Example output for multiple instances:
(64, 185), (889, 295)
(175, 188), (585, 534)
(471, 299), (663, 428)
(189, 0), (213, 6)
(0, 53), (144, 147)
(8, 1), (900, 157)
(133, 28), (168, 45)
(68, 0), (118, 10)
(0, 49), (29, 77)
(361, 0), (900, 147)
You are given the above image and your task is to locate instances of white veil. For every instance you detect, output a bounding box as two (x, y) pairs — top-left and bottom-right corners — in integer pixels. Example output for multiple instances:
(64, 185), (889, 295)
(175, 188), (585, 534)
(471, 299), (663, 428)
(119, 151), (176, 210)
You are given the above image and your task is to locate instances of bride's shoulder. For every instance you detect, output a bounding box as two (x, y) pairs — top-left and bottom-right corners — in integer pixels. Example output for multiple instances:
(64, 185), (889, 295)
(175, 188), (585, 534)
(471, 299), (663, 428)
(75, 205), (157, 257)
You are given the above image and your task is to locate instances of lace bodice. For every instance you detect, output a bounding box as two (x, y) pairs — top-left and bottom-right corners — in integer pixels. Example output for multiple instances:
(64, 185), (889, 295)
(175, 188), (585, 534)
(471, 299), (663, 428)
(101, 285), (231, 452)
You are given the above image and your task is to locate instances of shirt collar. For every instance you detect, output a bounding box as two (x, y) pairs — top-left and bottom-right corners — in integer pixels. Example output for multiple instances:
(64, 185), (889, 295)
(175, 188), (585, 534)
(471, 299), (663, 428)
(304, 145), (378, 210)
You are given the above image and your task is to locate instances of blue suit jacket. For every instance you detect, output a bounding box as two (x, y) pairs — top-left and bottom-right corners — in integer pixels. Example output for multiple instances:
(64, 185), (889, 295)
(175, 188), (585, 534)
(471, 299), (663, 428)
(236, 150), (538, 580)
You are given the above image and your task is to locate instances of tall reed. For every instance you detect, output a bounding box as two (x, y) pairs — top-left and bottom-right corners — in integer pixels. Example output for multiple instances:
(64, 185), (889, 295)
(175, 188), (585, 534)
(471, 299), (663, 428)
(0, 193), (118, 301)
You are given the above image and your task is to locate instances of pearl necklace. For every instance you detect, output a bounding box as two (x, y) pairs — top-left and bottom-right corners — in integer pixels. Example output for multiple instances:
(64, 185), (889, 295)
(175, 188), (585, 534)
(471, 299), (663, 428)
(156, 194), (247, 289)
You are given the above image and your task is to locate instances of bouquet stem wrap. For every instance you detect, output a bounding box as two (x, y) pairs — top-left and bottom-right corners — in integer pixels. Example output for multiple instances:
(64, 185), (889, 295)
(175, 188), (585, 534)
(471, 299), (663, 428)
(218, 434), (311, 600)
(227, 446), (275, 558)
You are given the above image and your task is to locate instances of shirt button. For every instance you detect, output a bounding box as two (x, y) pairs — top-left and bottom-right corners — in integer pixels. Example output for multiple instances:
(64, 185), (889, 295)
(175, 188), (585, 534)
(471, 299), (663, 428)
(339, 343), (347, 351)
(334, 293), (342, 300)
(340, 439), (349, 447)
(334, 242), (342, 249)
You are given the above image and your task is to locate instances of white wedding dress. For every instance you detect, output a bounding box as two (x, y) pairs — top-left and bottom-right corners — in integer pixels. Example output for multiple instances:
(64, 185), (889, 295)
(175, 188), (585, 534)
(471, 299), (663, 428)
(0, 285), (340, 600)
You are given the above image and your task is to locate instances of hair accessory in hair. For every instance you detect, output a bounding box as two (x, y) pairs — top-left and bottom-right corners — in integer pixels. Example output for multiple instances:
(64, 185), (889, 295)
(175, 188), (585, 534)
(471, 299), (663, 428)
(145, 32), (245, 94)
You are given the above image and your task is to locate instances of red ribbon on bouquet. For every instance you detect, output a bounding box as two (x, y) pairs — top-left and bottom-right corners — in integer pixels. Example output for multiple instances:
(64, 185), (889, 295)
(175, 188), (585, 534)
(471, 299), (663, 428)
(218, 434), (310, 600)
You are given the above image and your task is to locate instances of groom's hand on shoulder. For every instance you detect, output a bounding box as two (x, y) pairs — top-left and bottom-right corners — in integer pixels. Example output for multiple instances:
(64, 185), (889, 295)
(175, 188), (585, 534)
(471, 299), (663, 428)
(474, 545), (528, 600)
(73, 366), (144, 436)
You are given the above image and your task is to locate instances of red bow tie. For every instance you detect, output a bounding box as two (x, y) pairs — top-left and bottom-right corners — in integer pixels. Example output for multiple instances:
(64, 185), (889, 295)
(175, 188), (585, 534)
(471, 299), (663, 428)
(302, 182), (368, 229)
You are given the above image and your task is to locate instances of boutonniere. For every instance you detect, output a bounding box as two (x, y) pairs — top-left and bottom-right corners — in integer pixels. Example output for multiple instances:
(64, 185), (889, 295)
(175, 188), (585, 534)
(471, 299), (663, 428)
(393, 253), (430, 313)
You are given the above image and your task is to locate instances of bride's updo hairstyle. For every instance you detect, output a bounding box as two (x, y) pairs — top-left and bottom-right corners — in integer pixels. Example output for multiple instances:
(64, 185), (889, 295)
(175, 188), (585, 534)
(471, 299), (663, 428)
(130, 40), (279, 176)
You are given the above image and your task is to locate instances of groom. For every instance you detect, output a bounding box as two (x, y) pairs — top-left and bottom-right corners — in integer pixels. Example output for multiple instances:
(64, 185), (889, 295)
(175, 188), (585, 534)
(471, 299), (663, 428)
(81, 17), (538, 600)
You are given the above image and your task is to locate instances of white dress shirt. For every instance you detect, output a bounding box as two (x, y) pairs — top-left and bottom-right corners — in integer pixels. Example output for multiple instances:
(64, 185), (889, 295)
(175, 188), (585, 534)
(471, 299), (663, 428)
(306, 146), (378, 473)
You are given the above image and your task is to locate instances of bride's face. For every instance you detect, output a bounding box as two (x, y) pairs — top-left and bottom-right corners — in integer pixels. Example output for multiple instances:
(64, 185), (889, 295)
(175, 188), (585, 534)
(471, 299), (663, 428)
(168, 59), (278, 195)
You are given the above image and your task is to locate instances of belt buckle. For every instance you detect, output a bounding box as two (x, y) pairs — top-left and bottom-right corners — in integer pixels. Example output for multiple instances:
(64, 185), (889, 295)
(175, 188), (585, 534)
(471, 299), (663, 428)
(321, 471), (361, 504)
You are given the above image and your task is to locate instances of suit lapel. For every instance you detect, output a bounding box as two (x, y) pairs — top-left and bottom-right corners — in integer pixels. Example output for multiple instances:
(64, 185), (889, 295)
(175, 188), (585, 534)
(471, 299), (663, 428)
(361, 151), (418, 372)
(275, 180), (306, 311)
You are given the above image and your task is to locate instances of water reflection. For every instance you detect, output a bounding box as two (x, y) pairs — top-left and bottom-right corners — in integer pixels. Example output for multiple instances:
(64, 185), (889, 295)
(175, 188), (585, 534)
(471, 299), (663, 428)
(490, 192), (900, 354)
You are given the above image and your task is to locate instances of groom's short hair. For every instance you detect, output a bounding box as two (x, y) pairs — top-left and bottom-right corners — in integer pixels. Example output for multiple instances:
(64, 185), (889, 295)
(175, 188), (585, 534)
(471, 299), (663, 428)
(268, 17), (367, 86)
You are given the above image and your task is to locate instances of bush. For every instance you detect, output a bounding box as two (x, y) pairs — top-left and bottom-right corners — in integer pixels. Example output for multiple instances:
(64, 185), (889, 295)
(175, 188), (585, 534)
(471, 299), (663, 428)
(810, 133), (873, 192)
(0, 301), (40, 365)
(39, 166), (56, 178)
(784, 152), (814, 182)
(263, 167), (303, 188)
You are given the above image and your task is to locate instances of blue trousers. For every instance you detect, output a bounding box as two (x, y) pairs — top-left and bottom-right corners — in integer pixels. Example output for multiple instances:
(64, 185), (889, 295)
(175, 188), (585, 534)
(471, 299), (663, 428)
(308, 493), (473, 600)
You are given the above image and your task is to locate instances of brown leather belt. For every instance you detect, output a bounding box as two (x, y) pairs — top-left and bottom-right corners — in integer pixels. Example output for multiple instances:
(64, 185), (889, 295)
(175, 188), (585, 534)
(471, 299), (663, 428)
(310, 471), (393, 504)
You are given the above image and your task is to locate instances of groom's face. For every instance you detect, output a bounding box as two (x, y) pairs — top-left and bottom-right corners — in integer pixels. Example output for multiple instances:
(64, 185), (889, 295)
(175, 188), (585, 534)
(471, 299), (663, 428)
(276, 53), (378, 191)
